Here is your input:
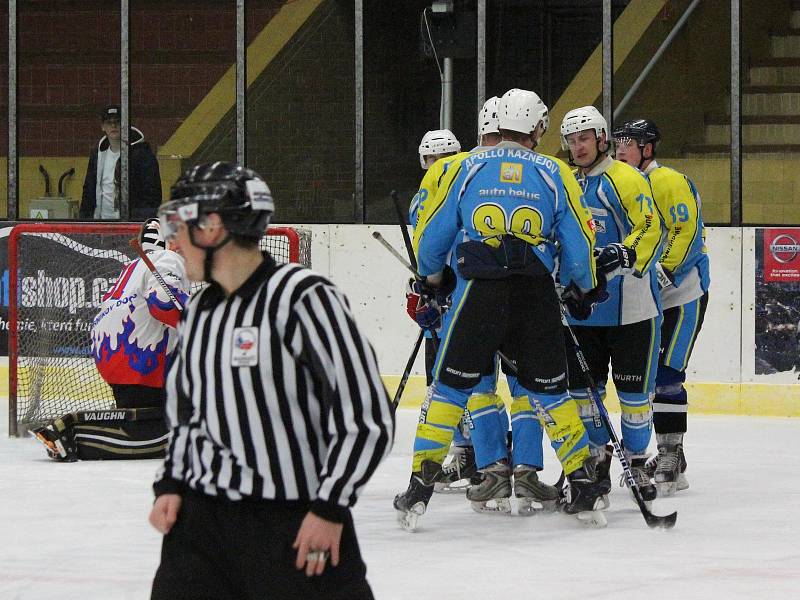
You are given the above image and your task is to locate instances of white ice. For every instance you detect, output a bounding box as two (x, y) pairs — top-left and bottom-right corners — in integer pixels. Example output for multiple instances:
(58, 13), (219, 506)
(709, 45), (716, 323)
(2, 400), (799, 600)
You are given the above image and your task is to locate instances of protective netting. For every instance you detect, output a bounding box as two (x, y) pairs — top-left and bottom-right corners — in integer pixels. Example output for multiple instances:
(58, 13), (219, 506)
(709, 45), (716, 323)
(9, 224), (312, 436)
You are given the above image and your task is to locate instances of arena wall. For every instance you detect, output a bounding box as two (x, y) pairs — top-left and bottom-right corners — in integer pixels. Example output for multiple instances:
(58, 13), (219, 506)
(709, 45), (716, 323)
(0, 225), (795, 417)
(291, 224), (799, 416)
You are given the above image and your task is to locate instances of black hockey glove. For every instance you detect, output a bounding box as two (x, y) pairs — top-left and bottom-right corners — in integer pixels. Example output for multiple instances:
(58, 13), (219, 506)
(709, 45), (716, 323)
(561, 271), (609, 321)
(596, 243), (637, 281)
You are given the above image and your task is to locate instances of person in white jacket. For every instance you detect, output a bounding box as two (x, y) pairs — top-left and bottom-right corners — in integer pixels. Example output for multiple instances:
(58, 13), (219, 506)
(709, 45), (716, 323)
(31, 219), (190, 461)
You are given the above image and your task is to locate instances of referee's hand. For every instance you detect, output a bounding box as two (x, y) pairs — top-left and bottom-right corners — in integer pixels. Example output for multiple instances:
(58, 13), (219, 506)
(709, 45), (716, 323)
(149, 494), (182, 535)
(293, 512), (343, 577)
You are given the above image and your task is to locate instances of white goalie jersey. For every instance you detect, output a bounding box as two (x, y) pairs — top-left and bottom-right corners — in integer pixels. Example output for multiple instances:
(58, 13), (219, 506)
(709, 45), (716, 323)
(90, 249), (190, 388)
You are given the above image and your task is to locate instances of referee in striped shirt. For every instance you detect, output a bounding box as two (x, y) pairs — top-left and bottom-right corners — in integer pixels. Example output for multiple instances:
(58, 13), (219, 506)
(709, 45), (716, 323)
(148, 162), (395, 600)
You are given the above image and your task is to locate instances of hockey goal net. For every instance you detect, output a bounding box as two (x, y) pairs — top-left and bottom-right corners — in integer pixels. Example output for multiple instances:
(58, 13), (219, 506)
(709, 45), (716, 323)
(8, 223), (312, 436)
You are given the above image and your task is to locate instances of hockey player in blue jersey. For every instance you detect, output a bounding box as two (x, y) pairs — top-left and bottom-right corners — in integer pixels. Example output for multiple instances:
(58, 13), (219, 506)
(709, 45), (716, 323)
(405, 94), (562, 511)
(613, 119), (710, 496)
(394, 89), (610, 530)
(560, 107), (664, 506)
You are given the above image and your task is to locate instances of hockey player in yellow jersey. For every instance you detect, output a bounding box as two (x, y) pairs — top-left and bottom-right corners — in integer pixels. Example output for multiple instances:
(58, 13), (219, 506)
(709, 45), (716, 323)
(613, 119), (710, 496)
(560, 106), (665, 506)
(412, 97), (502, 246)
(409, 129), (462, 228)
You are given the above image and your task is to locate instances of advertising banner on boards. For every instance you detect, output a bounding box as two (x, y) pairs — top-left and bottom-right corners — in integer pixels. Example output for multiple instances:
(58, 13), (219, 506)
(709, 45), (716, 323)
(755, 228), (800, 377)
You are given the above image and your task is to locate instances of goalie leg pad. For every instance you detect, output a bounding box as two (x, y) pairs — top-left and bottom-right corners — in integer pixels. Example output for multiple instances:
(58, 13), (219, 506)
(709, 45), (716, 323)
(73, 421), (168, 460)
(76, 408), (167, 460)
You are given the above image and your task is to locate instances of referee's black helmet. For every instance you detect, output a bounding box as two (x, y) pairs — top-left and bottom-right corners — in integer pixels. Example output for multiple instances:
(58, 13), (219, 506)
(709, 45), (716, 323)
(161, 161), (275, 242)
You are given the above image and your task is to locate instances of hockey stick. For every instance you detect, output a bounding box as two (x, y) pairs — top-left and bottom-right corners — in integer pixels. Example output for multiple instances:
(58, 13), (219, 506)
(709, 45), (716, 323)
(129, 239), (184, 312)
(560, 309), (677, 529)
(373, 231), (416, 275)
(390, 190), (418, 271)
(393, 330), (425, 409)
(372, 232), (429, 406)
(389, 191), (446, 356)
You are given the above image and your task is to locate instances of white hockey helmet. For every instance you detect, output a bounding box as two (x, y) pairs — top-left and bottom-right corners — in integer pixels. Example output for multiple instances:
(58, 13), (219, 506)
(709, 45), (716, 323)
(477, 96), (500, 137)
(418, 129), (461, 169)
(497, 88), (549, 137)
(560, 106), (608, 151)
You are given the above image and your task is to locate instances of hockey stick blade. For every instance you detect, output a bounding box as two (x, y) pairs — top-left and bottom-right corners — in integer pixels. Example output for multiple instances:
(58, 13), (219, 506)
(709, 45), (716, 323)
(645, 509), (677, 530)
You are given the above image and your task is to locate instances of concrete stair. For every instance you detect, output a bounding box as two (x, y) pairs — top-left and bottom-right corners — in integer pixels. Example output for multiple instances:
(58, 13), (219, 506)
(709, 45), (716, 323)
(676, 3), (800, 224)
(685, 6), (800, 157)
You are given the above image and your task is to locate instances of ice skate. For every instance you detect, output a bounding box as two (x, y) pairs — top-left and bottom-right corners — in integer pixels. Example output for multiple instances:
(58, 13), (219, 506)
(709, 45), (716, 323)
(29, 421), (77, 462)
(513, 466), (559, 515)
(592, 444), (613, 510)
(434, 445), (479, 493)
(620, 450), (657, 507)
(467, 461), (512, 514)
(651, 433), (689, 496)
(393, 460), (439, 532)
(563, 459), (607, 528)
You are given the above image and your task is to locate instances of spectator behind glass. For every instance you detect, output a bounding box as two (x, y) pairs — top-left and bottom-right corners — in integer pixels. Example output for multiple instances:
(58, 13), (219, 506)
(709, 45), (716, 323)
(79, 104), (162, 220)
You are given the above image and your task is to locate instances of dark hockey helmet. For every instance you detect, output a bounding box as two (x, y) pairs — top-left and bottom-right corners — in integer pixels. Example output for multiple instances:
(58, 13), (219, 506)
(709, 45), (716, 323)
(611, 119), (661, 151)
(161, 161), (274, 241)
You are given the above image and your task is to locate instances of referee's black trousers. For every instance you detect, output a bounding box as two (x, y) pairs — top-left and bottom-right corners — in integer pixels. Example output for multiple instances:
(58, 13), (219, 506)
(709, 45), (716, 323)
(151, 491), (374, 600)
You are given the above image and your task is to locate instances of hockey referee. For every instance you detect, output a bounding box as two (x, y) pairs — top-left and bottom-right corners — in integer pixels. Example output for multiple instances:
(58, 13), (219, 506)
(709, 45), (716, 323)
(148, 162), (395, 600)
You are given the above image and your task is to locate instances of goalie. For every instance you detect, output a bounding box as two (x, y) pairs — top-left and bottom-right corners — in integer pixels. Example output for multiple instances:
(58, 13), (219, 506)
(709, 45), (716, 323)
(31, 219), (190, 461)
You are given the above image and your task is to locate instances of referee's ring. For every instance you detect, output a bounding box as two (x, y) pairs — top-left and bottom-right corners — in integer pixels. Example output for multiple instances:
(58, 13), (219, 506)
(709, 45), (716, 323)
(307, 550), (330, 562)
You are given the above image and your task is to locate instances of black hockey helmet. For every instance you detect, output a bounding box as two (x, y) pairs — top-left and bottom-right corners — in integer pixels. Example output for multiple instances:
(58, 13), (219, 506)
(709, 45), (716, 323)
(161, 161), (274, 242)
(611, 119), (661, 151)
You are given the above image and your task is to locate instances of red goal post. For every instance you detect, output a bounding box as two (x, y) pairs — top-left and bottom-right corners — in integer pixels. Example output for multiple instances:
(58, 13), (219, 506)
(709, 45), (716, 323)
(8, 222), (311, 437)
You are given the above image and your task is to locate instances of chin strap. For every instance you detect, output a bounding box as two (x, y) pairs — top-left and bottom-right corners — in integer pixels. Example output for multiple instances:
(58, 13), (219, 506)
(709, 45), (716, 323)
(637, 145), (654, 171)
(188, 227), (232, 284)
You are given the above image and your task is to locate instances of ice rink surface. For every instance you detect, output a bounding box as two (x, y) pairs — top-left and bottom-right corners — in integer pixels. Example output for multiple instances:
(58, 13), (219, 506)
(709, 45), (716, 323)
(2, 400), (799, 600)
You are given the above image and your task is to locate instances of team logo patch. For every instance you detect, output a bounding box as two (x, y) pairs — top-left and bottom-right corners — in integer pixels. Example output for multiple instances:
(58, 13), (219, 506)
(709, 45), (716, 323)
(499, 162), (522, 184)
(231, 326), (259, 367)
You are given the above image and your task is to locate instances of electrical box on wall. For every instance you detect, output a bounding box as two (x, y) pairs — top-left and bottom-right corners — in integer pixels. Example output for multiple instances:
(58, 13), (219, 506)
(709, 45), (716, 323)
(421, 2), (476, 60)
